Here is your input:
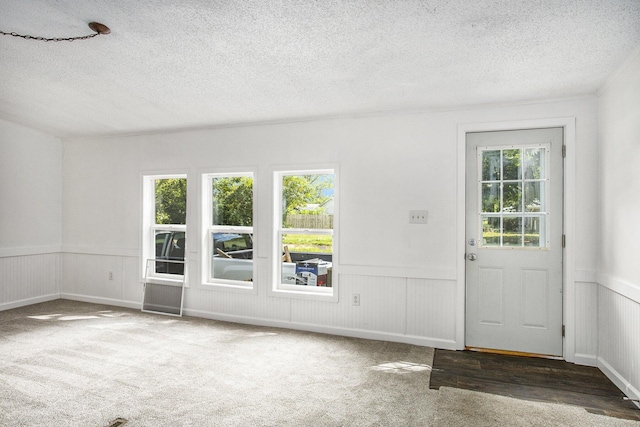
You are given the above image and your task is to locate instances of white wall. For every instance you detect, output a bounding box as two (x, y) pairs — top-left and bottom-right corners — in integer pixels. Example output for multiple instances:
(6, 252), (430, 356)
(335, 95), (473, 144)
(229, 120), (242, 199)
(61, 96), (600, 353)
(597, 45), (640, 400)
(0, 118), (62, 308)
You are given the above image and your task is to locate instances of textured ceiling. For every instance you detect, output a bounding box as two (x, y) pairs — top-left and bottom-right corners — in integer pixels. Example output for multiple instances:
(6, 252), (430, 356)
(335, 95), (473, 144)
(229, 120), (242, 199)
(1, 0), (640, 139)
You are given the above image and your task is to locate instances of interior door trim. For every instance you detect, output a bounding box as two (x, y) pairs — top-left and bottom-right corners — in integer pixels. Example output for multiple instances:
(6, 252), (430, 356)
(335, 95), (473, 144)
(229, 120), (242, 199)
(456, 117), (577, 362)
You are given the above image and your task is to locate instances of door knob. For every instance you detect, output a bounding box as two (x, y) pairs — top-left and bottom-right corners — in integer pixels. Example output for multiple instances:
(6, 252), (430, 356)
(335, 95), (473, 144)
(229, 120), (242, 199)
(467, 253), (477, 261)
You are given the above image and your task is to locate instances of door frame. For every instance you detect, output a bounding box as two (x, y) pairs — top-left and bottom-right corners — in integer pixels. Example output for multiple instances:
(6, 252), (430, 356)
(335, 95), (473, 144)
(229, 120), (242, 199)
(456, 117), (577, 362)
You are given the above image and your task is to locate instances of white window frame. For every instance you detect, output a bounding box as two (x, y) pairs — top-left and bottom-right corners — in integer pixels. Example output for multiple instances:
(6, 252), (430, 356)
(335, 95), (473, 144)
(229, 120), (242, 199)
(201, 171), (256, 291)
(141, 174), (188, 284)
(271, 167), (338, 301)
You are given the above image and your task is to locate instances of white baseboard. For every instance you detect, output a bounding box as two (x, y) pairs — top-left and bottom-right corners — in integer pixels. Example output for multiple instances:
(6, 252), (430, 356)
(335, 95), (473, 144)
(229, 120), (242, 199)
(0, 294), (60, 311)
(573, 353), (597, 367)
(60, 293), (141, 310)
(598, 356), (640, 402)
(183, 307), (457, 349)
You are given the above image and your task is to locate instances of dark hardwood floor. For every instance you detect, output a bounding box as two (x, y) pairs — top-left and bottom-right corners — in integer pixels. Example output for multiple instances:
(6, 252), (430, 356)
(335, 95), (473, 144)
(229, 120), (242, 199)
(429, 349), (640, 421)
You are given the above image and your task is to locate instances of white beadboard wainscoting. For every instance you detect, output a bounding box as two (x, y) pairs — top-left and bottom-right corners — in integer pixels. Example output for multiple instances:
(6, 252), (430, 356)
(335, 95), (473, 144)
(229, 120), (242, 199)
(60, 252), (458, 348)
(61, 252), (141, 309)
(597, 284), (640, 403)
(573, 281), (599, 366)
(59, 252), (610, 357)
(0, 252), (61, 310)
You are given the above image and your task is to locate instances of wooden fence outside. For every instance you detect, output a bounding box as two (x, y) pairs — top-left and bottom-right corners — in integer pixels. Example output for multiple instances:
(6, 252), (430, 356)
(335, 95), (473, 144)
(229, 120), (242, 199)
(285, 214), (334, 229)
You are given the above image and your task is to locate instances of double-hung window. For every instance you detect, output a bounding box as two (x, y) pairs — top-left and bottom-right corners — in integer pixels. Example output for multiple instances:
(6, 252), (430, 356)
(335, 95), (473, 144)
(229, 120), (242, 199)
(273, 169), (336, 298)
(142, 175), (187, 280)
(202, 172), (254, 288)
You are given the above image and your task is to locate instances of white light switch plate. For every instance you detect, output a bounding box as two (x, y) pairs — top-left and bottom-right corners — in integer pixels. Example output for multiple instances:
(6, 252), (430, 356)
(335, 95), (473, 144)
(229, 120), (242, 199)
(409, 210), (428, 224)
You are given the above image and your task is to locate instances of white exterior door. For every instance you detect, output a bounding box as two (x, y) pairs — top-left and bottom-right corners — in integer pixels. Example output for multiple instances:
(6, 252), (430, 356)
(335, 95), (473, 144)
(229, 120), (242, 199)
(465, 128), (564, 356)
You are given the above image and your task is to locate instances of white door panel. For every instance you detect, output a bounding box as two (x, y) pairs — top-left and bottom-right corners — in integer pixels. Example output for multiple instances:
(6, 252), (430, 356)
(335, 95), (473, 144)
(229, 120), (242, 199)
(465, 128), (563, 356)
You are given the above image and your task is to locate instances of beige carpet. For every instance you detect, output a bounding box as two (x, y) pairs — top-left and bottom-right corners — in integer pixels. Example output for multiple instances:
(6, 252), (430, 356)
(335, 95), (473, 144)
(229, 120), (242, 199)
(0, 299), (638, 426)
(0, 300), (434, 426)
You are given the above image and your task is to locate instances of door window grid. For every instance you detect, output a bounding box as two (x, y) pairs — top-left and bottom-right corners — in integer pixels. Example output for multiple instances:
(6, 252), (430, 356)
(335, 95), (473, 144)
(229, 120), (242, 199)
(477, 145), (550, 248)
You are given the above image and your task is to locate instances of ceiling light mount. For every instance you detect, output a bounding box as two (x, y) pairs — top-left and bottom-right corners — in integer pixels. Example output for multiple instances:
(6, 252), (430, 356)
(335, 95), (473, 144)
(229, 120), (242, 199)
(0, 21), (111, 42)
(88, 22), (111, 35)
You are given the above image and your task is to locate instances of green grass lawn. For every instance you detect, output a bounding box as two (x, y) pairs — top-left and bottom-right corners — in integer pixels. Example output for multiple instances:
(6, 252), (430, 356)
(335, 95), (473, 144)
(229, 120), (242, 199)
(483, 232), (540, 246)
(282, 234), (332, 253)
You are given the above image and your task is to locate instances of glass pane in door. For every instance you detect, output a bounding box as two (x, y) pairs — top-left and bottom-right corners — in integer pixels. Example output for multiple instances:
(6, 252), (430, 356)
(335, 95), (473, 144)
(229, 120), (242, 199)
(524, 182), (544, 212)
(482, 216), (501, 246)
(524, 148), (545, 180)
(482, 150), (501, 181)
(503, 183), (522, 212)
(524, 216), (544, 247)
(482, 183), (501, 212)
(502, 149), (521, 180)
(503, 216), (522, 246)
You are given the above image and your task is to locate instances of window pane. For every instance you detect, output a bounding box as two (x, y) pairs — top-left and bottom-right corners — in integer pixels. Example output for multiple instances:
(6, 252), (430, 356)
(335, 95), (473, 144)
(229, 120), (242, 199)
(212, 176), (253, 227)
(482, 216), (501, 247)
(155, 230), (185, 275)
(281, 233), (332, 287)
(481, 183), (500, 213)
(503, 182), (522, 212)
(524, 182), (544, 212)
(524, 148), (545, 180)
(155, 231), (171, 258)
(214, 232), (253, 255)
(282, 174), (334, 229)
(503, 216), (522, 246)
(155, 178), (187, 225)
(502, 149), (521, 180)
(482, 150), (501, 181)
(524, 216), (544, 247)
(212, 232), (253, 282)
